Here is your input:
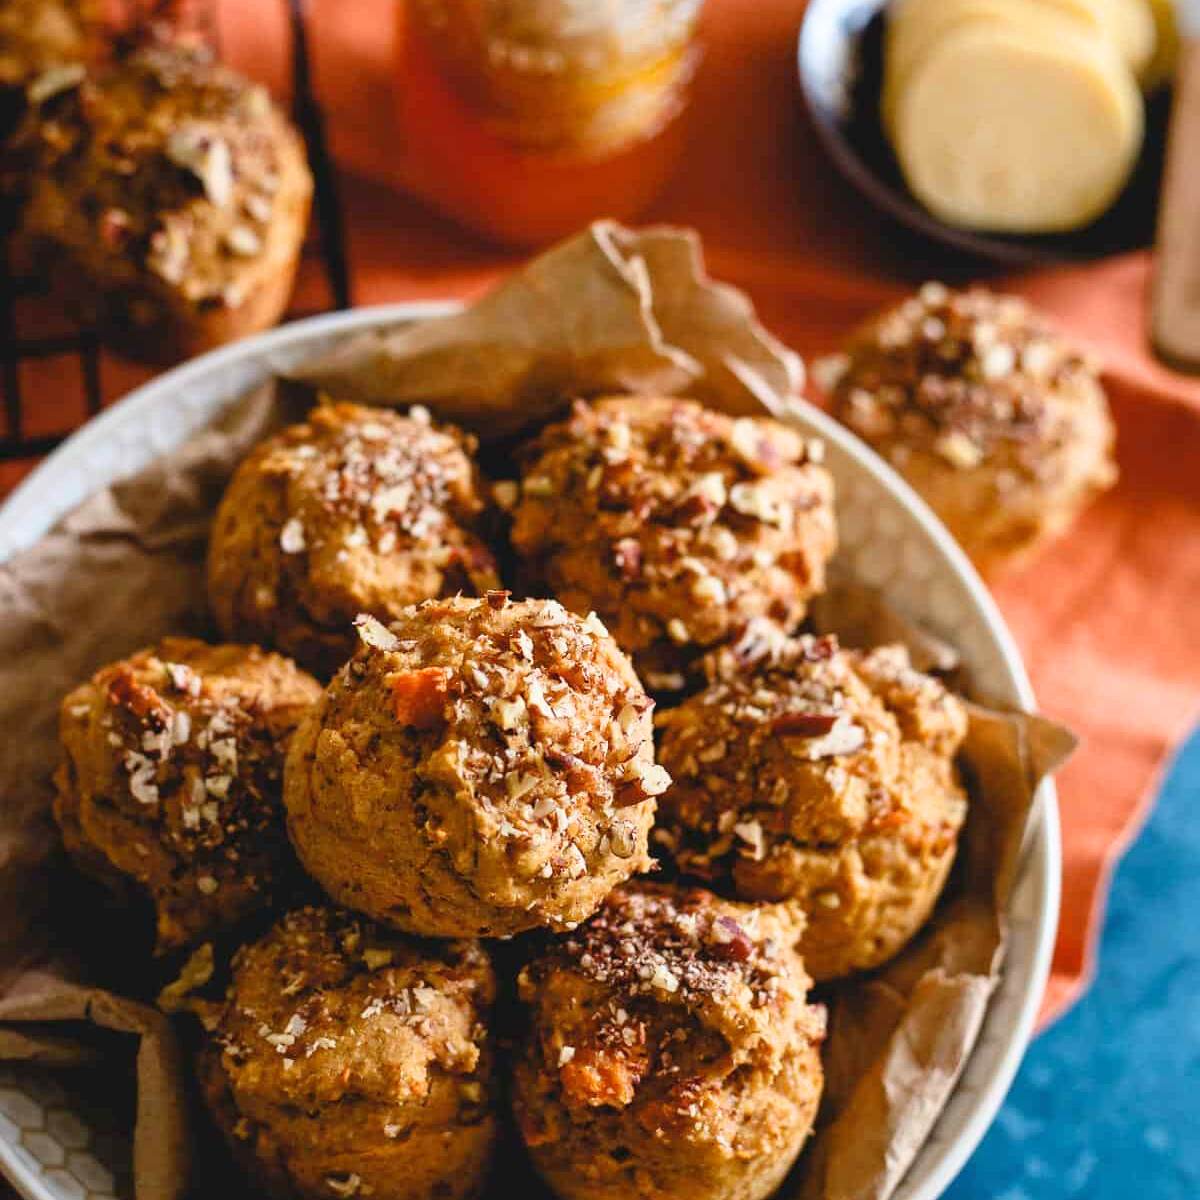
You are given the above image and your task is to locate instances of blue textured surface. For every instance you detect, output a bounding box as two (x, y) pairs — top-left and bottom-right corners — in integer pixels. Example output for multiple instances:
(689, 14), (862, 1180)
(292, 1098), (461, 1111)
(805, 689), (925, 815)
(945, 727), (1200, 1199)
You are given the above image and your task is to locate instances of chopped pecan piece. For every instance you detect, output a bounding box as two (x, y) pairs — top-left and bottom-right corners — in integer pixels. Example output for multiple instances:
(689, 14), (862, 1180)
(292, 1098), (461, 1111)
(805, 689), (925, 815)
(770, 711), (838, 737)
(545, 750), (602, 796)
(670, 492), (717, 526)
(106, 667), (168, 722)
(710, 915), (754, 962)
(613, 538), (642, 580)
(614, 762), (671, 808)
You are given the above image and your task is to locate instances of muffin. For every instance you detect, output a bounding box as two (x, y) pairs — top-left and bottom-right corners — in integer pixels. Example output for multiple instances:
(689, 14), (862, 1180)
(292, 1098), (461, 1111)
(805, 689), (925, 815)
(655, 630), (968, 981)
(208, 402), (501, 677)
(12, 42), (311, 361)
(507, 396), (836, 693)
(818, 284), (1117, 573)
(511, 882), (825, 1200)
(284, 595), (669, 938)
(53, 638), (322, 953)
(199, 906), (496, 1200)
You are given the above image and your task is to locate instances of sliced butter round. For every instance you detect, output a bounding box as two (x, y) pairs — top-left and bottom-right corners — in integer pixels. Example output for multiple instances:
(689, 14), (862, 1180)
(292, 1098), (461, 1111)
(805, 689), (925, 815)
(882, 0), (1106, 139)
(923, 0), (1157, 78)
(893, 22), (1144, 232)
(1086, 0), (1158, 78)
(886, 0), (1106, 78)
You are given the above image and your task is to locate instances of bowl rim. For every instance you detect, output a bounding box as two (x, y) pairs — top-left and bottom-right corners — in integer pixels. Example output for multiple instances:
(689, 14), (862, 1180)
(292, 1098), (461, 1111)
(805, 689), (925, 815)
(0, 302), (1061, 1200)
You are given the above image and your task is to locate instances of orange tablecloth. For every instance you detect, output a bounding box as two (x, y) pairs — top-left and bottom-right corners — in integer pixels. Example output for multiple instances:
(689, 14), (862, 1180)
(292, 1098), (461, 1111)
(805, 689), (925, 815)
(8, 0), (1198, 1025)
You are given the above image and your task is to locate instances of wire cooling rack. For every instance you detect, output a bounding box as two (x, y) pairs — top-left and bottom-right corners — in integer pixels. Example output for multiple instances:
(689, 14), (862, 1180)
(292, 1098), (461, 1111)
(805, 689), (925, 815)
(0, 0), (350, 472)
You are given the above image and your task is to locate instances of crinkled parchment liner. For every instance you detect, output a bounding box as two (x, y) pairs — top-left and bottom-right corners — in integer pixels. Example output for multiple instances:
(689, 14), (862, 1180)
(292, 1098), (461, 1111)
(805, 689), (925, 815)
(0, 222), (1073, 1200)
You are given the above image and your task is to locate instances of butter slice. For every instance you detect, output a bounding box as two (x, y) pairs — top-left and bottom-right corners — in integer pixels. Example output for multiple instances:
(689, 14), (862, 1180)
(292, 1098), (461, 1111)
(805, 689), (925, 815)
(882, 0), (1107, 138)
(1088, 0), (1158, 78)
(892, 21), (1144, 232)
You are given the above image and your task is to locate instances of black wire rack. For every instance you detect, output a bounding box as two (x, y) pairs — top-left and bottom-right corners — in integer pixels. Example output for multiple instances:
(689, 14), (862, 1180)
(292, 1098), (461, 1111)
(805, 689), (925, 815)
(0, 0), (351, 469)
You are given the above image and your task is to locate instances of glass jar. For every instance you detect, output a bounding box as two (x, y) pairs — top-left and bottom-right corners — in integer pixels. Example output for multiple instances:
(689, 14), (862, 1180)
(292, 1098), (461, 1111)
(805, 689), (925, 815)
(396, 0), (706, 245)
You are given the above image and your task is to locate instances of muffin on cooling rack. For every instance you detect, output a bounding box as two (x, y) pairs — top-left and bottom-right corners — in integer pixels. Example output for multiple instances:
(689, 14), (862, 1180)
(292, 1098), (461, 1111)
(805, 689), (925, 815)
(507, 396), (836, 694)
(655, 629), (968, 981)
(0, 0), (97, 93)
(54, 638), (322, 953)
(511, 882), (825, 1200)
(12, 41), (311, 361)
(818, 283), (1117, 573)
(283, 595), (669, 939)
(208, 402), (501, 677)
(199, 906), (496, 1200)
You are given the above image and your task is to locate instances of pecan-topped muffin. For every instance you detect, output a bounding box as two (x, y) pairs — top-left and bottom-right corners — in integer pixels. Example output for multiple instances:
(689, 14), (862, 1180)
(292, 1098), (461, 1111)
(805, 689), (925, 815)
(818, 284), (1117, 573)
(512, 882), (825, 1200)
(199, 906), (496, 1200)
(12, 42), (311, 361)
(53, 638), (322, 953)
(655, 630), (968, 980)
(208, 402), (501, 677)
(283, 595), (669, 938)
(507, 396), (836, 693)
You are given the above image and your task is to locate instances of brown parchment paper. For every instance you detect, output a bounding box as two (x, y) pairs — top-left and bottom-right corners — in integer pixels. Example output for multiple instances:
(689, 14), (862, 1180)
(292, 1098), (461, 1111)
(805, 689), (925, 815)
(0, 222), (1073, 1200)
(291, 220), (806, 436)
(799, 584), (1076, 1200)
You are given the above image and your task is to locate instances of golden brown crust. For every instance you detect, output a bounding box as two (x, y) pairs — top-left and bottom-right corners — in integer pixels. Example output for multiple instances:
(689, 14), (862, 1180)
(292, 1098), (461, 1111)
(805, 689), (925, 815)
(208, 402), (502, 677)
(199, 906), (496, 1200)
(655, 633), (968, 980)
(820, 284), (1117, 573)
(512, 882), (825, 1200)
(508, 396), (836, 693)
(13, 43), (311, 361)
(284, 595), (668, 938)
(53, 638), (322, 953)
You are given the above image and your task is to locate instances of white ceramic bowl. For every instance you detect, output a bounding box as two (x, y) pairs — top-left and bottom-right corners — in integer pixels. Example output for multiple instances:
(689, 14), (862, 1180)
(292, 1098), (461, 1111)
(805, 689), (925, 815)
(0, 304), (1060, 1200)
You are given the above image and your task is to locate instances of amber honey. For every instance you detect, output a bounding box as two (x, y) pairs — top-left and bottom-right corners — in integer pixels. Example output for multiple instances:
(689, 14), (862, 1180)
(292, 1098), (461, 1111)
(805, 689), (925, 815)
(396, 0), (705, 245)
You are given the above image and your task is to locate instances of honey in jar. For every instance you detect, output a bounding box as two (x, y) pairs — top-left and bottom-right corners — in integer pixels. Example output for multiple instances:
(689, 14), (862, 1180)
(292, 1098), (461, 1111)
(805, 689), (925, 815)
(396, 0), (706, 245)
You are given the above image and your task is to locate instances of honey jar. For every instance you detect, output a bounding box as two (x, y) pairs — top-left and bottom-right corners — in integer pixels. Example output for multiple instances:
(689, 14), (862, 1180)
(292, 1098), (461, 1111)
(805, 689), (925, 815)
(396, 0), (706, 245)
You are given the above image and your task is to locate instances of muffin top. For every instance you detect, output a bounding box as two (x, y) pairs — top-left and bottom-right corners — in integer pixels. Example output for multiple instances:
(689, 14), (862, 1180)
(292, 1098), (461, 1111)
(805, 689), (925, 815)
(209, 906), (494, 1112)
(283, 595), (668, 936)
(508, 396), (836, 692)
(16, 42), (308, 308)
(250, 403), (493, 577)
(56, 637), (321, 950)
(820, 283), (1113, 486)
(208, 401), (501, 675)
(655, 630), (967, 873)
(517, 883), (824, 1112)
(339, 595), (667, 817)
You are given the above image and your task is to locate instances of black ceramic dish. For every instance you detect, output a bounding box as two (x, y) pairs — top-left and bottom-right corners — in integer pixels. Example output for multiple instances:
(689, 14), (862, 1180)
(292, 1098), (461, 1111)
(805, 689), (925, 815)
(798, 0), (1171, 266)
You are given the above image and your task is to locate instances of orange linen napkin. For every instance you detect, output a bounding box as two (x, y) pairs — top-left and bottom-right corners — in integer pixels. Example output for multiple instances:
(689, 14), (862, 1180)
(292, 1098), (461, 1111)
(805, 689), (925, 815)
(4, 0), (1196, 1026)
